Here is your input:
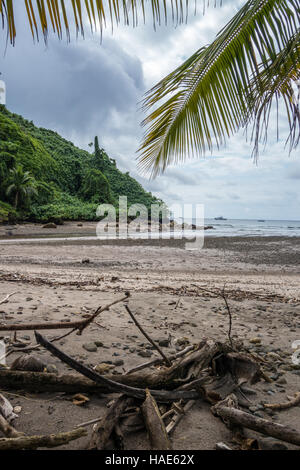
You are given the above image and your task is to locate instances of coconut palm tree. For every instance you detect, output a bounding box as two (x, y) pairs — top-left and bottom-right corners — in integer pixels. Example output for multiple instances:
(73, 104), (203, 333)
(1, 1), (299, 176)
(6, 165), (37, 209)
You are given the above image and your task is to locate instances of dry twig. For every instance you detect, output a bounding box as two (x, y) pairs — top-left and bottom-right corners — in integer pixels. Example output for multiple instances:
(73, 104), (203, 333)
(264, 392), (300, 411)
(124, 305), (172, 367)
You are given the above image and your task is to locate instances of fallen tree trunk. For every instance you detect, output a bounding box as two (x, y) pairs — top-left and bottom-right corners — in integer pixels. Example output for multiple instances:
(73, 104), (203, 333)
(0, 369), (204, 394)
(213, 401), (300, 447)
(141, 389), (172, 450)
(88, 395), (133, 450)
(0, 427), (87, 450)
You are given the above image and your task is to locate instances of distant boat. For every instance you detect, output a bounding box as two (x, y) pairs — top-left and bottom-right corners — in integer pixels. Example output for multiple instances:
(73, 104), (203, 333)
(214, 216), (227, 221)
(258, 219), (265, 222)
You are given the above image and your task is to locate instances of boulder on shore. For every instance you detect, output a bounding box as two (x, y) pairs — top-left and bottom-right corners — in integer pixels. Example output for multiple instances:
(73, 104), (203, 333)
(42, 223), (57, 229)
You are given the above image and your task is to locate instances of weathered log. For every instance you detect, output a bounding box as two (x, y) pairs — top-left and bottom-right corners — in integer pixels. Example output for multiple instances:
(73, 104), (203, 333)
(0, 368), (202, 394)
(88, 395), (132, 450)
(0, 427), (86, 450)
(141, 389), (172, 450)
(35, 332), (200, 403)
(212, 397), (300, 447)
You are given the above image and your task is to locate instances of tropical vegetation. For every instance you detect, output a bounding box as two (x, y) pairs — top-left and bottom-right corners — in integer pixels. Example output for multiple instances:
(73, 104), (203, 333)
(0, 106), (161, 223)
(6, 164), (37, 209)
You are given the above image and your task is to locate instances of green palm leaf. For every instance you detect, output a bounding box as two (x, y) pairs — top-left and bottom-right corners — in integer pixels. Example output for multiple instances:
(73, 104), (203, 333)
(0, 0), (195, 44)
(138, 0), (300, 176)
(247, 29), (300, 155)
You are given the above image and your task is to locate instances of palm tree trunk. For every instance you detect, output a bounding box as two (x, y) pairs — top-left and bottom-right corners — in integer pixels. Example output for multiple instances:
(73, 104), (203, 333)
(14, 192), (18, 209)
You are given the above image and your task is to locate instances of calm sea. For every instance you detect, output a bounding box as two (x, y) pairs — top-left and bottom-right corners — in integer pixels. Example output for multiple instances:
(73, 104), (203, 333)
(181, 218), (300, 237)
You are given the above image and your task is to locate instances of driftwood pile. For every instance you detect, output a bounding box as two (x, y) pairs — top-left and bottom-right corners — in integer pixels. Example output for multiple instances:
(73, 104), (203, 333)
(0, 292), (300, 450)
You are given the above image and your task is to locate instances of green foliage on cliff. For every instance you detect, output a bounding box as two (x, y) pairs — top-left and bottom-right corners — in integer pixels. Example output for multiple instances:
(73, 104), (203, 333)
(0, 106), (161, 222)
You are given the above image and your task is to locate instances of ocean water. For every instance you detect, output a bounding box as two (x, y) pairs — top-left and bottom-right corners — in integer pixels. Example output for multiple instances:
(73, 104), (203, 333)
(187, 218), (300, 237)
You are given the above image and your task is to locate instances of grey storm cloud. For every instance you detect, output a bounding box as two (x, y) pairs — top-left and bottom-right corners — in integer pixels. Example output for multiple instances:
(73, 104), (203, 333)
(2, 37), (144, 142)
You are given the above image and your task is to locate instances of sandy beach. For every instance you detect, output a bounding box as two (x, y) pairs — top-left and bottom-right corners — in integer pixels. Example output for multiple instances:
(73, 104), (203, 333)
(0, 222), (299, 450)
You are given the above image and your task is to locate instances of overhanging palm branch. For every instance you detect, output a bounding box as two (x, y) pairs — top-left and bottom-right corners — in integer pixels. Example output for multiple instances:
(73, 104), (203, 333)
(247, 29), (300, 155)
(0, 0), (195, 44)
(138, 0), (300, 176)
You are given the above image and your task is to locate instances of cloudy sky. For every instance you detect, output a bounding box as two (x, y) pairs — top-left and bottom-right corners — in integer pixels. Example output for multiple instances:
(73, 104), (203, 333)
(0, 1), (299, 220)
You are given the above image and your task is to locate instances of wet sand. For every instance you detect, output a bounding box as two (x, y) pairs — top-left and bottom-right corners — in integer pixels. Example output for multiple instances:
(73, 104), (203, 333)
(0, 222), (299, 450)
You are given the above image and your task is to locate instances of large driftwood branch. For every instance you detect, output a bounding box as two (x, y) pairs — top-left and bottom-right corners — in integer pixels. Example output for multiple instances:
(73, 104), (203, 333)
(124, 305), (171, 367)
(0, 293), (130, 332)
(35, 332), (199, 403)
(141, 389), (172, 450)
(212, 397), (300, 447)
(0, 367), (201, 394)
(0, 428), (87, 450)
(88, 395), (133, 450)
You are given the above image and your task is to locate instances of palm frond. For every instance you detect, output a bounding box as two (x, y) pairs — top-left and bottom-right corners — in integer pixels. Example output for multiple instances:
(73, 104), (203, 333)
(247, 29), (300, 155)
(0, 0), (209, 44)
(138, 0), (300, 177)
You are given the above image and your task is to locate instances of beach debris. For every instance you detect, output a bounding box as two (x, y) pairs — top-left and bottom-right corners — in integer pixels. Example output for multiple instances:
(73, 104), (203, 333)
(0, 427), (86, 450)
(0, 413), (24, 438)
(0, 393), (18, 423)
(0, 394), (23, 438)
(1, 291), (299, 451)
(212, 394), (300, 447)
(165, 400), (196, 435)
(263, 392), (300, 411)
(72, 393), (90, 406)
(141, 389), (172, 450)
(215, 442), (233, 450)
(94, 363), (115, 374)
(88, 395), (133, 450)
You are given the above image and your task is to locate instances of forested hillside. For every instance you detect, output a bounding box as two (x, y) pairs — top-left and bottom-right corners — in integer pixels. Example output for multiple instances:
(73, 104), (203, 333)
(0, 106), (161, 223)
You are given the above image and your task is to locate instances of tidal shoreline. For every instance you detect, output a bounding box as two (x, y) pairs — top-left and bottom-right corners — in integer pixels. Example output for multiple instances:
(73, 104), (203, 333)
(0, 223), (299, 449)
